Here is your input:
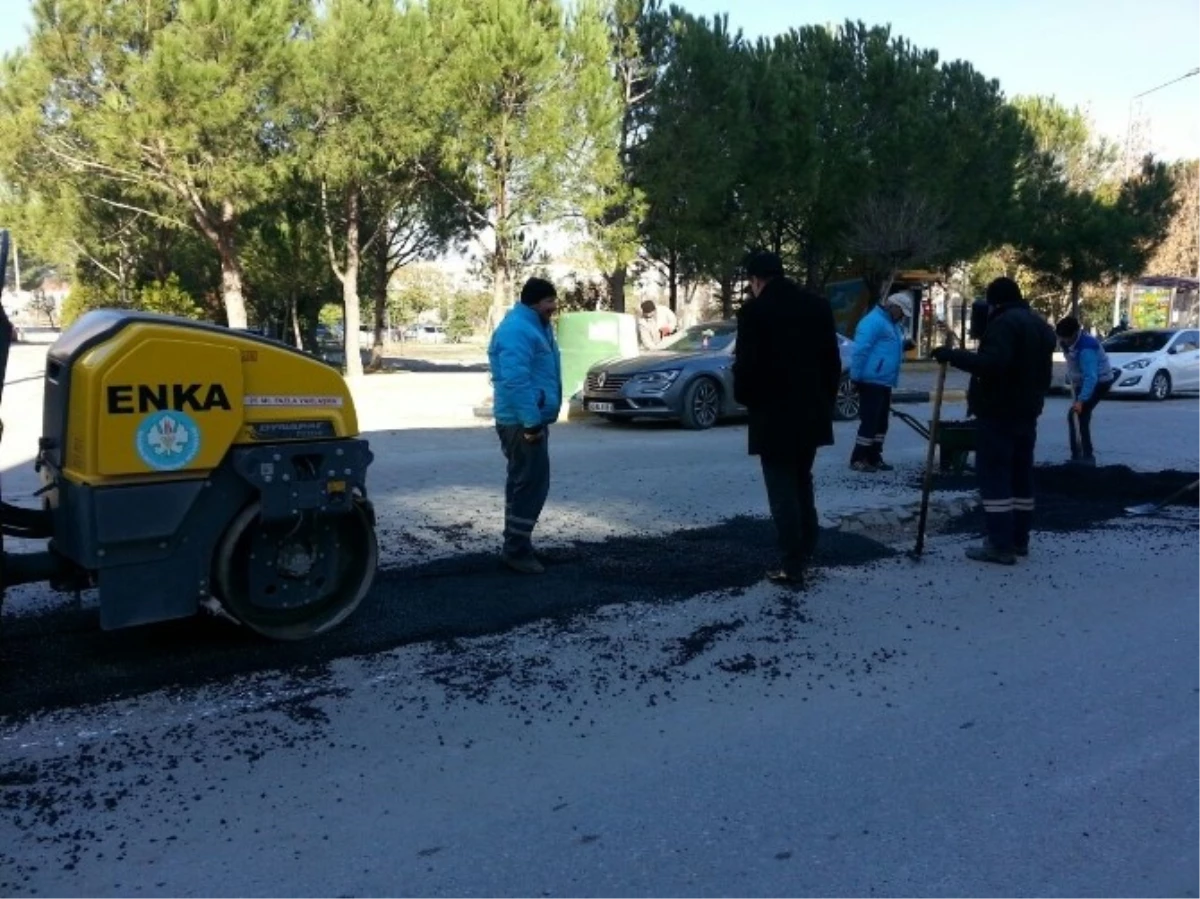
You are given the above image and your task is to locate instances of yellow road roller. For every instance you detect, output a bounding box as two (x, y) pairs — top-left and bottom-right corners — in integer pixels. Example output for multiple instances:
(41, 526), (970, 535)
(0, 230), (378, 640)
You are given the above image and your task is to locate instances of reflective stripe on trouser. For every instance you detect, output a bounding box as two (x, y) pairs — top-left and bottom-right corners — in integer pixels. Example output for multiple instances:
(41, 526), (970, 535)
(975, 417), (1038, 552)
(496, 424), (551, 558)
(851, 384), (892, 464)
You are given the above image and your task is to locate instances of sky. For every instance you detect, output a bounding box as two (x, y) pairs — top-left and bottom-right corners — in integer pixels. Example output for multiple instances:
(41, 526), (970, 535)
(0, 0), (1196, 161)
(678, 0), (1200, 162)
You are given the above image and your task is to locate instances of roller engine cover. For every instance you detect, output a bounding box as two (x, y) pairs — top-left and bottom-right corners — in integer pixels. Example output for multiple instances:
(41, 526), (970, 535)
(34, 310), (378, 638)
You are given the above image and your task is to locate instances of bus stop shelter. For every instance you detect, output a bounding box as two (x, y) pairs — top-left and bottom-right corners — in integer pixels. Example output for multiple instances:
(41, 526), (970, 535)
(1125, 276), (1199, 329)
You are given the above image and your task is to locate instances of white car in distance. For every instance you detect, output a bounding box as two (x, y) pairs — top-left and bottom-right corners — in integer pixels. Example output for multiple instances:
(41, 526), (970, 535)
(1104, 328), (1200, 400)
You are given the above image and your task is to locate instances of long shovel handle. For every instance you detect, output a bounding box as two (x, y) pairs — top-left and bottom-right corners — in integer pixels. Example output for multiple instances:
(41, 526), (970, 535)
(913, 361), (948, 556)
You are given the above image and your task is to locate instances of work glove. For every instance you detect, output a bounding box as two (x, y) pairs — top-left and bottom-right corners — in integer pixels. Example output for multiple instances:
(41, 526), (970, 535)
(929, 346), (953, 365)
(522, 426), (545, 443)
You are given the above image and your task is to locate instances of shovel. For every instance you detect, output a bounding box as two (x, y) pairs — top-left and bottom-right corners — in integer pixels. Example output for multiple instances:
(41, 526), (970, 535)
(1124, 478), (1199, 516)
(911, 360), (948, 558)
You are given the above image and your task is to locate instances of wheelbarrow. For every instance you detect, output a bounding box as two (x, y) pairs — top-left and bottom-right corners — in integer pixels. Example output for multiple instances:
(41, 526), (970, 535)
(891, 408), (977, 475)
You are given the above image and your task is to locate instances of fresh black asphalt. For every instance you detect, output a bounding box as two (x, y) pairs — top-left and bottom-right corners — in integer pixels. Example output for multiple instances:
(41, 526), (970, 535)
(0, 463), (1194, 720)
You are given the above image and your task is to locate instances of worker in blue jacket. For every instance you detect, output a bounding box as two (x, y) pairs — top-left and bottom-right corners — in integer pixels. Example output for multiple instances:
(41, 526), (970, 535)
(487, 277), (563, 574)
(848, 292), (912, 472)
(1055, 315), (1117, 466)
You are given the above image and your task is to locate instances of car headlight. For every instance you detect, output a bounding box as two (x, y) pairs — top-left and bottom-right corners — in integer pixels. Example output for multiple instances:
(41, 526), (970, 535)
(630, 369), (681, 388)
(1124, 358), (1152, 370)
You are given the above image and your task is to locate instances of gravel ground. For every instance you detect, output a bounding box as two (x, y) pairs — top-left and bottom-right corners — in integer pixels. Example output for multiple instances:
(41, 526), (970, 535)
(0, 344), (1196, 897)
(0, 512), (1194, 897)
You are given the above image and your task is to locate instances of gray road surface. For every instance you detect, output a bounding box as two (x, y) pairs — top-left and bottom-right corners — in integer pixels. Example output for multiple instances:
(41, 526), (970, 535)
(0, 343), (1196, 897)
(1, 515), (1195, 897)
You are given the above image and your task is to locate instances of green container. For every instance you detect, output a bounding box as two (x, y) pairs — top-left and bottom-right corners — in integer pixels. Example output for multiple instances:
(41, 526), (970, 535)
(555, 311), (638, 399)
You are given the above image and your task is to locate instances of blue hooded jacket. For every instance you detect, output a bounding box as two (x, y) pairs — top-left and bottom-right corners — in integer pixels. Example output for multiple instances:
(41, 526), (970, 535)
(487, 302), (563, 428)
(1065, 331), (1115, 402)
(850, 305), (906, 388)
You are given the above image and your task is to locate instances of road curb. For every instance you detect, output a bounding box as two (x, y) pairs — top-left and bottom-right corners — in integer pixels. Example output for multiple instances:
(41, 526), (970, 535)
(475, 390), (970, 424)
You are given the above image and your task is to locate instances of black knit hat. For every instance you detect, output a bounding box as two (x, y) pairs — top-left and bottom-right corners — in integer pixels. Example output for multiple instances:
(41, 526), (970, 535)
(521, 277), (557, 305)
(985, 276), (1023, 306)
(742, 250), (784, 280)
(1055, 315), (1081, 338)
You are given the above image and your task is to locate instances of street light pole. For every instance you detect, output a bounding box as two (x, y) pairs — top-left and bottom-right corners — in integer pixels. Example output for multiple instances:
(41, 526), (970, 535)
(1114, 66), (1200, 328)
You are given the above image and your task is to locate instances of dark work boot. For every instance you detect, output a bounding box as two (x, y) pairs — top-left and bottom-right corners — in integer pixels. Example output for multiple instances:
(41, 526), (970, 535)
(502, 552), (545, 574)
(965, 541), (1017, 566)
(767, 568), (805, 590)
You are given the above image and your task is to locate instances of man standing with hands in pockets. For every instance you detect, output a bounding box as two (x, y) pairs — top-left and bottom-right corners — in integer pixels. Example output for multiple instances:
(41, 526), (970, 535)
(487, 277), (563, 574)
(733, 251), (843, 588)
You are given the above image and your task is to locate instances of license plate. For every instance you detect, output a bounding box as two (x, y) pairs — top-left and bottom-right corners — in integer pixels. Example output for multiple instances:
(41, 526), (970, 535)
(588, 402), (615, 413)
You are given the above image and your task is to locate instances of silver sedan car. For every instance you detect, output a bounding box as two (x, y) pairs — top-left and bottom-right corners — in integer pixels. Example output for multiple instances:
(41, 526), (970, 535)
(580, 320), (860, 429)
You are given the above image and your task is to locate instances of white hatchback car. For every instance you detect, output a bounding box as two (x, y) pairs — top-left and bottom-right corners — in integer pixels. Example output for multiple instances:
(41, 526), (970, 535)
(1104, 328), (1200, 400)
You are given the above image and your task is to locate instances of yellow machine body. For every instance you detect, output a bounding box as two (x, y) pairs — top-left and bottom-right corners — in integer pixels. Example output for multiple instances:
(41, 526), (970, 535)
(29, 310), (379, 640)
(53, 315), (359, 485)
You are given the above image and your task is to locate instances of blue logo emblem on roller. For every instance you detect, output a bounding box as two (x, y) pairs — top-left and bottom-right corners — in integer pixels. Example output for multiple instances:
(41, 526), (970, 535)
(136, 410), (201, 471)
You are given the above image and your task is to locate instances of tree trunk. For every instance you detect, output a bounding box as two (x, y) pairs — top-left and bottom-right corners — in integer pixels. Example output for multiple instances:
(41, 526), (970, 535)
(606, 264), (628, 313)
(719, 273), (734, 319)
(878, 269), (899, 303)
(1069, 279), (1082, 319)
(342, 190), (364, 379)
(215, 235), (248, 330)
(211, 207), (248, 330)
(667, 251), (678, 312)
(487, 212), (511, 334)
(490, 263), (510, 334)
(487, 160), (511, 334)
(803, 239), (821, 292)
(289, 293), (303, 349)
(369, 235), (389, 371)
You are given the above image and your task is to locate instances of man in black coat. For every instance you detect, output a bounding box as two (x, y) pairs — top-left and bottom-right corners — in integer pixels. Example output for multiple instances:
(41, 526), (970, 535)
(931, 277), (1057, 565)
(733, 251), (843, 587)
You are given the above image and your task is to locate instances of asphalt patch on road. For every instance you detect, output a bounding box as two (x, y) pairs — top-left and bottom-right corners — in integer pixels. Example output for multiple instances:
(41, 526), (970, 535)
(0, 516), (895, 719)
(924, 463), (1199, 536)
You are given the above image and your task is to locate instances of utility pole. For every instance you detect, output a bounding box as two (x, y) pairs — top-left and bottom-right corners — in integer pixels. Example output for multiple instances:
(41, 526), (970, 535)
(1114, 67), (1200, 327)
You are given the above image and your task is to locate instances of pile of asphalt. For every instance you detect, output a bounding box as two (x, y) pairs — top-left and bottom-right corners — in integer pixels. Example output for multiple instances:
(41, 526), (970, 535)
(0, 518), (896, 718)
(3, 463), (1193, 720)
(926, 463), (1199, 535)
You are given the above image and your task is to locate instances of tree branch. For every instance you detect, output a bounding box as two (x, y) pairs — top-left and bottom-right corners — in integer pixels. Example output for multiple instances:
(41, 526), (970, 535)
(79, 192), (190, 231)
(414, 161), (490, 229)
(319, 179), (347, 284)
(68, 239), (122, 283)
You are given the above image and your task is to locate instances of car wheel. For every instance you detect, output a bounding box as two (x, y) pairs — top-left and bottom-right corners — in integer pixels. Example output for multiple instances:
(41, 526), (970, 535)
(833, 373), (860, 421)
(1149, 370), (1171, 401)
(680, 377), (721, 430)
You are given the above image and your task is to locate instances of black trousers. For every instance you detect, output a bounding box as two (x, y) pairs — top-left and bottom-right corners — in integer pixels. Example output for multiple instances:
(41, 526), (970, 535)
(975, 417), (1037, 553)
(1068, 380), (1113, 459)
(760, 447), (819, 574)
(851, 384), (892, 464)
(496, 425), (550, 558)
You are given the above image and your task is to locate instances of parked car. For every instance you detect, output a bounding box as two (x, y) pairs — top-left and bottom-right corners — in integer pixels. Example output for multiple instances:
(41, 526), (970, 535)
(403, 324), (447, 344)
(1103, 328), (1200, 400)
(580, 320), (859, 430)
